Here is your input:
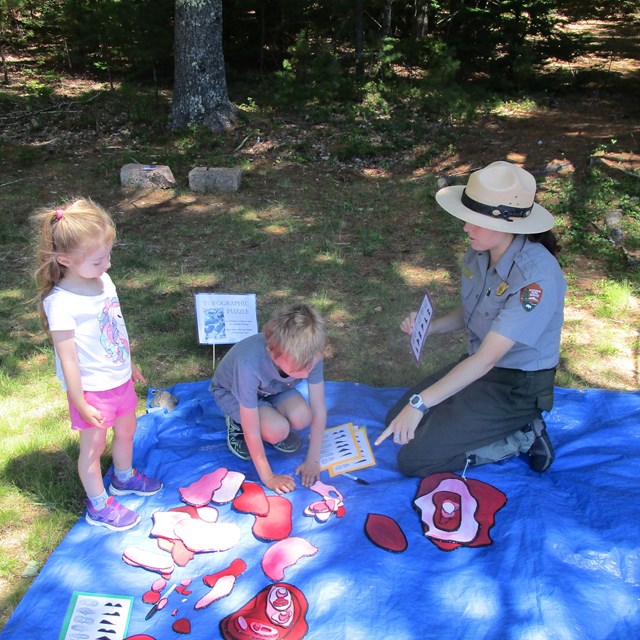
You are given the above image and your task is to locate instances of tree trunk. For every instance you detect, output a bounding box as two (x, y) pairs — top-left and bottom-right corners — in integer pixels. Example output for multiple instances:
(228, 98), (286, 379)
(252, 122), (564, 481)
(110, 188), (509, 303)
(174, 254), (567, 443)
(382, 0), (393, 38)
(170, 0), (237, 133)
(412, 0), (429, 40)
(354, 0), (365, 79)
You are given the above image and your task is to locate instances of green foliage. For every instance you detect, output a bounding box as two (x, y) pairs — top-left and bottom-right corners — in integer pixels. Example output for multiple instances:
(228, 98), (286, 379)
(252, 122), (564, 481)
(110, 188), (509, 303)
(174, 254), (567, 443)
(543, 166), (640, 276)
(271, 31), (357, 110)
(2, 0), (173, 84)
(1, 0), (634, 102)
(334, 127), (378, 161)
(562, 1), (640, 19)
(61, 0), (174, 82)
(595, 279), (634, 317)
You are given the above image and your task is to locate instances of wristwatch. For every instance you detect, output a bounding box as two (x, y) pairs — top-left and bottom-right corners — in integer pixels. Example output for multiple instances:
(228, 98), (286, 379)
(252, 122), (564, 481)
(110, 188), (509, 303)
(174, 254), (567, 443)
(409, 393), (429, 414)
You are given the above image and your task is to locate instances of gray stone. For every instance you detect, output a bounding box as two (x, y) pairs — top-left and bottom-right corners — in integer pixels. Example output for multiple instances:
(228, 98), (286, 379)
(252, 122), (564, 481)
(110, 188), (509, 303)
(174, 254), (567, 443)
(21, 560), (40, 578)
(189, 167), (242, 193)
(120, 163), (176, 189)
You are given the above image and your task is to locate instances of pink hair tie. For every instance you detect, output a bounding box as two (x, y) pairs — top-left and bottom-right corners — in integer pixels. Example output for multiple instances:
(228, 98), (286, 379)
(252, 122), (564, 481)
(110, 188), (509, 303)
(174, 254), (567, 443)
(55, 209), (65, 219)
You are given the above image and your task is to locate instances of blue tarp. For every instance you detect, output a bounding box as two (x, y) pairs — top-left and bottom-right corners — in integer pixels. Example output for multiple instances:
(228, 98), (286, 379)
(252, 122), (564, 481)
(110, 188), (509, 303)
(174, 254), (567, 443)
(2, 380), (640, 640)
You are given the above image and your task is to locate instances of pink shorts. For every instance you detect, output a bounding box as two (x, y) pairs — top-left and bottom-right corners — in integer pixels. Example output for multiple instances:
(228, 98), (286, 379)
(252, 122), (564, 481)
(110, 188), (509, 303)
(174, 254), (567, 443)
(68, 379), (138, 431)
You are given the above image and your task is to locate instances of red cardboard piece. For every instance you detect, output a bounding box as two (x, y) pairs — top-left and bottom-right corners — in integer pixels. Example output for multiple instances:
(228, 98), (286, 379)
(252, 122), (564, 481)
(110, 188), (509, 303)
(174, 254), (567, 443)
(252, 496), (292, 541)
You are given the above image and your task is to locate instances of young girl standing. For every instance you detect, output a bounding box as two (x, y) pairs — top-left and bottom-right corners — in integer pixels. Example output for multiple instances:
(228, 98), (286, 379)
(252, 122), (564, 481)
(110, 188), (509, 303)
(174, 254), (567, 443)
(34, 198), (162, 531)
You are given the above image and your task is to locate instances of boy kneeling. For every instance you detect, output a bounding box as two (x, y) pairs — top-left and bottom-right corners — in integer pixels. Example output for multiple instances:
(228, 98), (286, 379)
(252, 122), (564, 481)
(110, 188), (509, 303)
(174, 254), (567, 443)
(210, 303), (327, 494)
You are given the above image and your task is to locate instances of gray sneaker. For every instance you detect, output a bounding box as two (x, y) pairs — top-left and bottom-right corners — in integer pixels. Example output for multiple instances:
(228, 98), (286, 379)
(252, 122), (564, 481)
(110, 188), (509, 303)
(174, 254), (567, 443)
(271, 429), (301, 454)
(226, 415), (250, 461)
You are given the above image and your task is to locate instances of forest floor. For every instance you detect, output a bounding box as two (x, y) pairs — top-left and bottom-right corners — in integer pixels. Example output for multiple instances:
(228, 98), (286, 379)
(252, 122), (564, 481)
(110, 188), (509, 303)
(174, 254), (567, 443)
(4, 26), (638, 387)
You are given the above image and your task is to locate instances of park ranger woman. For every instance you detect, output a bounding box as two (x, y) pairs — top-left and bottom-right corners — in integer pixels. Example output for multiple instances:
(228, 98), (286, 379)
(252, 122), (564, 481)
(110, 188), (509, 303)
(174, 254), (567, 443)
(377, 161), (566, 476)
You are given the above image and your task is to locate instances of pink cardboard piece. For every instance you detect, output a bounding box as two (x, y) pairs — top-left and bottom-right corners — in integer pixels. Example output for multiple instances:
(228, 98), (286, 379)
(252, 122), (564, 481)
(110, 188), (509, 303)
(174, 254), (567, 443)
(211, 470), (246, 504)
(309, 480), (343, 503)
(174, 518), (241, 553)
(195, 505), (219, 522)
(179, 468), (228, 507)
(122, 546), (175, 574)
(150, 511), (191, 540)
(195, 574), (237, 610)
(261, 536), (318, 582)
(171, 539), (196, 567)
(151, 578), (167, 592)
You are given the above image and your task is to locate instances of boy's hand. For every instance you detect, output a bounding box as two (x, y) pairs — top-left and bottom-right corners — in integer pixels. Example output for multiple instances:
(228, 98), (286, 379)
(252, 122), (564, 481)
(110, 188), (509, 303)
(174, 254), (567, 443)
(295, 459), (321, 487)
(264, 473), (296, 494)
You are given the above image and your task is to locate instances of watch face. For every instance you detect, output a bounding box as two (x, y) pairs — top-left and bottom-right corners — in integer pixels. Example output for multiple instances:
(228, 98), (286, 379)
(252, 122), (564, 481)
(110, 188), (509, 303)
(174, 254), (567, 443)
(410, 394), (427, 412)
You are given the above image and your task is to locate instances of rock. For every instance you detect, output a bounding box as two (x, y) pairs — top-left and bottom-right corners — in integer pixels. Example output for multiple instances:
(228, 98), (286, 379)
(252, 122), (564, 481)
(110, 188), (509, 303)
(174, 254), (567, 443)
(605, 208), (622, 227)
(189, 167), (242, 193)
(21, 560), (40, 578)
(120, 163), (176, 189)
(605, 208), (625, 246)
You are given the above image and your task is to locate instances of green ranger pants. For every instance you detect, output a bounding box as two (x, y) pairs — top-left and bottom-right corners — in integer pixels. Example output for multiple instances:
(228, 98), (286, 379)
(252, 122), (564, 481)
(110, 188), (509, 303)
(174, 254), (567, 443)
(385, 359), (556, 477)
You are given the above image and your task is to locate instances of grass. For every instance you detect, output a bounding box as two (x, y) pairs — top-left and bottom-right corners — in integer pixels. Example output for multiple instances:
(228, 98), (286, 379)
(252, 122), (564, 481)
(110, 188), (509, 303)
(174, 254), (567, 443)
(595, 278), (634, 318)
(1, 58), (640, 627)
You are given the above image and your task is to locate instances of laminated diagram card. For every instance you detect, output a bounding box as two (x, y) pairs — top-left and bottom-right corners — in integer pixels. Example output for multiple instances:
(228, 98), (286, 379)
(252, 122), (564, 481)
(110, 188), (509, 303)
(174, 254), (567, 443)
(58, 592), (134, 640)
(411, 292), (433, 363)
(320, 423), (376, 477)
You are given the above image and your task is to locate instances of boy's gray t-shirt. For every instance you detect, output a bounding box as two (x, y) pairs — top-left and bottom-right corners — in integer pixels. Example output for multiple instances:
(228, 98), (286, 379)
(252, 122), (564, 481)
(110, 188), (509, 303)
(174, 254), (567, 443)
(210, 332), (324, 410)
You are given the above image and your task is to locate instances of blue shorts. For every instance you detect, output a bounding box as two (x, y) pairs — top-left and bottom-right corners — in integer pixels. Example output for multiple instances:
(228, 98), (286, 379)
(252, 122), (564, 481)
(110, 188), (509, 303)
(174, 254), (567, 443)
(215, 388), (303, 423)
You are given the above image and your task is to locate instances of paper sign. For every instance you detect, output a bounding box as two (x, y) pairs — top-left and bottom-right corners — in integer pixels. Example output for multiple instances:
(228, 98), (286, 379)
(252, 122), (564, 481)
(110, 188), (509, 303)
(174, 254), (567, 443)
(195, 293), (258, 345)
(58, 592), (134, 640)
(411, 293), (433, 363)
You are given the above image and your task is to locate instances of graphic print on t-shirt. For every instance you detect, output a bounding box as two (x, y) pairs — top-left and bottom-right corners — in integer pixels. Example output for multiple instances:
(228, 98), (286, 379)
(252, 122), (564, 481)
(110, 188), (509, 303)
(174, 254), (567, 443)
(98, 298), (130, 363)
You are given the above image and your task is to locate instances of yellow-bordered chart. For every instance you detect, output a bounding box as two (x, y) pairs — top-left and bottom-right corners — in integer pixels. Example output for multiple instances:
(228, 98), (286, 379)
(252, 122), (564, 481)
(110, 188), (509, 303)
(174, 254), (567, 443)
(320, 422), (376, 477)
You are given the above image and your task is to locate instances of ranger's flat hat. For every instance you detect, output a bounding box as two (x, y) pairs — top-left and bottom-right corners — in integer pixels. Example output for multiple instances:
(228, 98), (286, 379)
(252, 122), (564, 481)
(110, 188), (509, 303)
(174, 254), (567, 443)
(436, 161), (555, 233)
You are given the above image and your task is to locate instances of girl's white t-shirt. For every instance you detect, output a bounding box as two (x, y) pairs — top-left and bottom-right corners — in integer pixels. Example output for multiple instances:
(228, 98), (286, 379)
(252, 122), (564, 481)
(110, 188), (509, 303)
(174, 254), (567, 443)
(43, 273), (132, 391)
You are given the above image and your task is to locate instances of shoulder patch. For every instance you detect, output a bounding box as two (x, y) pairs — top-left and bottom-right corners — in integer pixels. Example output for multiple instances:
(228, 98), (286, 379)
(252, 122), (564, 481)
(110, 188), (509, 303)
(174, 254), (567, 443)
(520, 283), (543, 311)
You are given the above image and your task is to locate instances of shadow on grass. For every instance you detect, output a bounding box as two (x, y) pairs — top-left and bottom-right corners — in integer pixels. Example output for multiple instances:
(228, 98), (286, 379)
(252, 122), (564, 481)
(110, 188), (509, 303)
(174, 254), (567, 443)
(1, 447), (111, 513)
(0, 447), (100, 628)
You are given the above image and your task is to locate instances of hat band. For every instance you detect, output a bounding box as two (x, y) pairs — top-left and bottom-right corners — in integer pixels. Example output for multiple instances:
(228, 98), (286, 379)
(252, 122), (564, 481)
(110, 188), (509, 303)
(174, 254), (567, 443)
(461, 190), (532, 222)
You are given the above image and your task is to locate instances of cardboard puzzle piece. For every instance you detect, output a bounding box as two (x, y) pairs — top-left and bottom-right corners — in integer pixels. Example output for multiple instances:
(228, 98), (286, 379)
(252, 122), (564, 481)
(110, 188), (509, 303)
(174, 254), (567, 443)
(262, 537), (318, 582)
(252, 496), (292, 541)
(219, 583), (309, 640)
(413, 472), (507, 551)
(364, 513), (408, 553)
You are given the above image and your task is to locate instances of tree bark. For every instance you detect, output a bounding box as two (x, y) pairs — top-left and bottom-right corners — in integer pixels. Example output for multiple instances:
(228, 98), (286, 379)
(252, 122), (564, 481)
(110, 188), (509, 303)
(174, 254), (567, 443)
(355, 0), (365, 79)
(382, 0), (393, 38)
(170, 0), (237, 132)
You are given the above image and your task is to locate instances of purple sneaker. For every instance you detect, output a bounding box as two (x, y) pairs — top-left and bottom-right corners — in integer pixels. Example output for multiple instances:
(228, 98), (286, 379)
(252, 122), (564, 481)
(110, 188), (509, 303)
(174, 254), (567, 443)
(85, 496), (140, 531)
(109, 468), (163, 496)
